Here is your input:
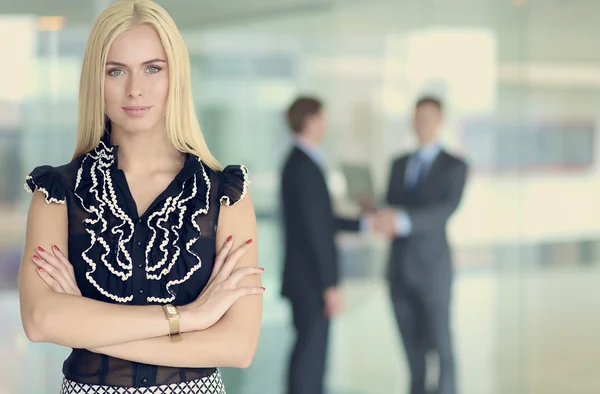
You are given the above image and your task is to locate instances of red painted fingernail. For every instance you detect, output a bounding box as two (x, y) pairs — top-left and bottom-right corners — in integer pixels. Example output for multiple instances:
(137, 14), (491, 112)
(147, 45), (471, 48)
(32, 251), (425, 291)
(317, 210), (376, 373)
(227, 235), (232, 242)
(246, 239), (253, 244)
(260, 287), (266, 291)
(37, 266), (43, 271)
(37, 246), (45, 253)
(32, 255), (40, 260)
(259, 267), (264, 271)
(53, 245), (60, 252)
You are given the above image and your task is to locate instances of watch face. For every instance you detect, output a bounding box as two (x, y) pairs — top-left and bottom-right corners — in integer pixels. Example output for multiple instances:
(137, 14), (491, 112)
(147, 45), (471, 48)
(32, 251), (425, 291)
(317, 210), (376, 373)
(166, 305), (176, 315)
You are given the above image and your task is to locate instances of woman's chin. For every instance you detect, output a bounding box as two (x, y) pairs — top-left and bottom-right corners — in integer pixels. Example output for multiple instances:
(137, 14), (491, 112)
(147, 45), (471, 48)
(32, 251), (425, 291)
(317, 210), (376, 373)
(112, 119), (162, 135)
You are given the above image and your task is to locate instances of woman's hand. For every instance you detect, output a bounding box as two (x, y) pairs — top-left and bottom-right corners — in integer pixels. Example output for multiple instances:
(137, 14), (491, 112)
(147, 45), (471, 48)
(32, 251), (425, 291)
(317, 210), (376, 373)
(32, 245), (81, 296)
(31, 237), (265, 333)
(180, 236), (265, 332)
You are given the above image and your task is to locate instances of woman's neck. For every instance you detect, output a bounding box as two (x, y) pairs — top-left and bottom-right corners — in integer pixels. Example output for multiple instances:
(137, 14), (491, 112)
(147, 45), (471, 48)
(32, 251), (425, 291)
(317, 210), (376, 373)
(110, 125), (184, 174)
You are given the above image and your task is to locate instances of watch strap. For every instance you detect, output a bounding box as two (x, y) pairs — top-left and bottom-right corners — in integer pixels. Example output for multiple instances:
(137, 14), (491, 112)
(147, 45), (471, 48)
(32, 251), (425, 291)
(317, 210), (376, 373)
(163, 304), (182, 342)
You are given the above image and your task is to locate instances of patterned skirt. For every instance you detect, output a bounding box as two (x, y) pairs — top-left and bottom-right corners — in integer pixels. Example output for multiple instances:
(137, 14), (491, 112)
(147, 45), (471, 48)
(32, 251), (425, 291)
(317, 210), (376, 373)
(60, 370), (226, 394)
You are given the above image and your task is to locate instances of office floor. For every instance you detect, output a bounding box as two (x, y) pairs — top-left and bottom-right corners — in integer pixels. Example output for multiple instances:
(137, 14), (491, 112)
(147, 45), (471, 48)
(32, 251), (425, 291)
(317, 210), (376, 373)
(2, 265), (599, 394)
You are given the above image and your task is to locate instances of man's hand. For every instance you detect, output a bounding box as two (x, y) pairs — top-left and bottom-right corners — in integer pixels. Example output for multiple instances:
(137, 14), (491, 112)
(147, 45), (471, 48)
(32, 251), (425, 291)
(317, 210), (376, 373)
(370, 208), (398, 239)
(358, 195), (376, 213)
(323, 286), (344, 318)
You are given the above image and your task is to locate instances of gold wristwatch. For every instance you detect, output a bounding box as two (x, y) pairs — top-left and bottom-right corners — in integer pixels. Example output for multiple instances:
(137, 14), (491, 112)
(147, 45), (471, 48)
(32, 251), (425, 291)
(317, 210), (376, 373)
(163, 304), (182, 342)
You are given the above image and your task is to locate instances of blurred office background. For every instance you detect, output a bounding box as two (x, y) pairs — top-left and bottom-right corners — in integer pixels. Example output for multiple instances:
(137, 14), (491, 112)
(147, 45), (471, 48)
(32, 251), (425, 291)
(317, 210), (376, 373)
(1, 0), (599, 393)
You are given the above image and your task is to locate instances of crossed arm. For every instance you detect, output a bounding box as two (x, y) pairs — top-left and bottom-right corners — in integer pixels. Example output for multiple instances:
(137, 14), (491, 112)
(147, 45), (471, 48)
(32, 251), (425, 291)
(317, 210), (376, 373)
(19, 191), (262, 368)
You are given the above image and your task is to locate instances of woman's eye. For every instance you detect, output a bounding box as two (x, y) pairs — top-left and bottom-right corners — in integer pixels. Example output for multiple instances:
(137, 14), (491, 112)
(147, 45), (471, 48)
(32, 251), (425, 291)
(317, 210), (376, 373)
(146, 66), (161, 73)
(108, 69), (124, 77)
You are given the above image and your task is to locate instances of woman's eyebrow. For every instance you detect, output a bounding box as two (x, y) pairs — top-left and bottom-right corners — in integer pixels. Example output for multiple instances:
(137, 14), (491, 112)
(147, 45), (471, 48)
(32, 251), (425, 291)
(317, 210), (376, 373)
(106, 58), (167, 67)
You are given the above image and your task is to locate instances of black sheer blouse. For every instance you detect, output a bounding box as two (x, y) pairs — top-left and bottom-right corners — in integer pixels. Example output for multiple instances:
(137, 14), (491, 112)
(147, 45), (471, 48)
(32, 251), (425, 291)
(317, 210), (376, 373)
(24, 136), (249, 387)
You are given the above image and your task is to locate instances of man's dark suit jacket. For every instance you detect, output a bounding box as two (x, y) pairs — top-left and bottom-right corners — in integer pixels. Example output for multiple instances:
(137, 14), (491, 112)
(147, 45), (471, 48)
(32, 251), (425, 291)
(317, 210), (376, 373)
(386, 149), (468, 291)
(280, 147), (359, 306)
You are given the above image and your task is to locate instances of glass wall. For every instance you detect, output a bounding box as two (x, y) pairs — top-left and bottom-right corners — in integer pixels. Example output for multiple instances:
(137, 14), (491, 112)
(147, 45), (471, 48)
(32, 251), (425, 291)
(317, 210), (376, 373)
(1, 1), (599, 393)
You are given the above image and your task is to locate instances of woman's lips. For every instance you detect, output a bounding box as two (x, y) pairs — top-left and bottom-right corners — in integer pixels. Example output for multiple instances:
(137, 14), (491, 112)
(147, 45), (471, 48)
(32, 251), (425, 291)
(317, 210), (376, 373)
(122, 106), (152, 117)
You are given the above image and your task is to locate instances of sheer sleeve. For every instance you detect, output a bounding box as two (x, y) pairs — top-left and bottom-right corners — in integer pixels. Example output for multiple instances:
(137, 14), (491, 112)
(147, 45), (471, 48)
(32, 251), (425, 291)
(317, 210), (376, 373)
(219, 165), (249, 206)
(24, 165), (66, 205)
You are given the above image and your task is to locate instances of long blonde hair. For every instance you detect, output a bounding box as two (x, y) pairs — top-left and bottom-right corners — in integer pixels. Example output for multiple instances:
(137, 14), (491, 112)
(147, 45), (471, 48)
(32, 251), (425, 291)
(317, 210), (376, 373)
(73, 0), (221, 171)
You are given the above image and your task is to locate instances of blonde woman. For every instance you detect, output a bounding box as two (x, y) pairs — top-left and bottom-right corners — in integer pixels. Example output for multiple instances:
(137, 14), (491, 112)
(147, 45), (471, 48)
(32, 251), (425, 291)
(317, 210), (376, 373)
(18, 1), (263, 393)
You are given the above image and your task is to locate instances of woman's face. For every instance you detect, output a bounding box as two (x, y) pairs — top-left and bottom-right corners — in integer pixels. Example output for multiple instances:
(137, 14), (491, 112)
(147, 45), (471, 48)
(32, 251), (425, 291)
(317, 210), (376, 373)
(104, 24), (169, 134)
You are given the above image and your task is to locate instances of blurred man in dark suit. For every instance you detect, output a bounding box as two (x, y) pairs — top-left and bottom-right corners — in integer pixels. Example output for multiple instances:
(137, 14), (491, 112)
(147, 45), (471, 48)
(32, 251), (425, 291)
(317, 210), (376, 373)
(280, 97), (362, 394)
(370, 97), (468, 394)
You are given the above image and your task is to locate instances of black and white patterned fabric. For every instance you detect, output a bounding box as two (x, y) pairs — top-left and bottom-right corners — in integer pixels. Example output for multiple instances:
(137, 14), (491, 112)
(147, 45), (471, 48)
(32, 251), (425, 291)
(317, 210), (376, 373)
(60, 370), (226, 394)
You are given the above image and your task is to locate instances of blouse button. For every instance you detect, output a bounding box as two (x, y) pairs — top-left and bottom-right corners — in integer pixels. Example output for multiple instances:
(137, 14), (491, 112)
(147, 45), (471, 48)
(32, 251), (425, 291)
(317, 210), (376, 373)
(141, 377), (148, 384)
(137, 263), (144, 269)
(138, 218), (143, 224)
(137, 241), (143, 247)
(138, 289), (144, 295)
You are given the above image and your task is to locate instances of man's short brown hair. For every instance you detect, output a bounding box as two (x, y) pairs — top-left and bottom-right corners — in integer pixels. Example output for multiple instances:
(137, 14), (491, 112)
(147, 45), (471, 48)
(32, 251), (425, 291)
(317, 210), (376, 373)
(416, 96), (443, 112)
(286, 97), (323, 134)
